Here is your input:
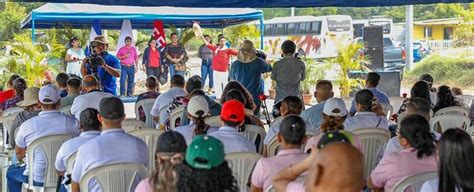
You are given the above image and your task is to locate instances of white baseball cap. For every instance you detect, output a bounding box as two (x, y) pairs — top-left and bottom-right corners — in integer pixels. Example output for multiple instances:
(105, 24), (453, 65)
(39, 84), (60, 104)
(187, 96), (209, 117)
(323, 98), (348, 117)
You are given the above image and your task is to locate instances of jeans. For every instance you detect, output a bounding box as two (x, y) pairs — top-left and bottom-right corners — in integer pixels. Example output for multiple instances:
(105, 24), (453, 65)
(169, 64), (176, 78)
(7, 164), (43, 192)
(120, 65), (135, 96)
(201, 59), (214, 88)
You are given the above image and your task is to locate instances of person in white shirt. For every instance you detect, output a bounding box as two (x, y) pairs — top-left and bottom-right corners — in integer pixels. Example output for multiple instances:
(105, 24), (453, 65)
(70, 75), (113, 120)
(71, 97), (148, 192)
(174, 95), (218, 145)
(150, 75), (187, 128)
(420, 129), (474, 192)
(344, 89), (388, 132)
(208, 100), (256, 154)
(55, 108), (101, 192)
(7, 85), (80, 192)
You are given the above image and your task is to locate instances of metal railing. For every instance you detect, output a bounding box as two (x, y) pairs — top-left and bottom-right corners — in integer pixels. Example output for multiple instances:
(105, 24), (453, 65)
(425, 40), (454, 49)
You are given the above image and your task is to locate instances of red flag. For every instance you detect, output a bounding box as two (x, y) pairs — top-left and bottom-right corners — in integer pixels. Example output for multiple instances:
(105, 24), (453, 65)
(153, 20), (167, 51)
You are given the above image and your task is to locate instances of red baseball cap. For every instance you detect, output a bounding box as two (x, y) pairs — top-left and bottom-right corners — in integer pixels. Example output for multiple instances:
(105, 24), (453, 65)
(220, 100), (245, 123)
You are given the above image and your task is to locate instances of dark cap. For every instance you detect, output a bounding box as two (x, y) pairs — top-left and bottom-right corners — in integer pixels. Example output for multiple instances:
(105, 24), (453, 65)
(157, 131), (187, 153)
(99, 97), (125, 120)
(317, 130), (354, 149)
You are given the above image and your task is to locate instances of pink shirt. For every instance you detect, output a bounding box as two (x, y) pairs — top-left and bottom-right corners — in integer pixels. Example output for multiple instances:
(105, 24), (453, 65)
(370, 148), (438, 192)
(251, 149), (308, 190)
(135, 178), (153, 192)
(117, 46), (138, 66)
(304, 132), (364, 153)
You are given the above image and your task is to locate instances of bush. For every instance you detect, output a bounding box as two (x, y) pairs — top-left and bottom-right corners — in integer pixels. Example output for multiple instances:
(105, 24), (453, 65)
(408, 54), (474, 87)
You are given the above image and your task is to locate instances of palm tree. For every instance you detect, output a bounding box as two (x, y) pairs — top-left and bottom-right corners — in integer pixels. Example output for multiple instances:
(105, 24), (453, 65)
(326, 42), (369, 97)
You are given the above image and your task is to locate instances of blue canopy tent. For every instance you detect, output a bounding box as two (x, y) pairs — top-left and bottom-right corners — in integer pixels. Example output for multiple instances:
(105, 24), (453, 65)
(20, 3), (265, 47)
(18, 0), (471, 8)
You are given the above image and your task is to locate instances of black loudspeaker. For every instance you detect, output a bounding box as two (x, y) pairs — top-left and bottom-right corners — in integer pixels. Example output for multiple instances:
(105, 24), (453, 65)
(363, 26), (383, 48)
(366, 47), (384, 70)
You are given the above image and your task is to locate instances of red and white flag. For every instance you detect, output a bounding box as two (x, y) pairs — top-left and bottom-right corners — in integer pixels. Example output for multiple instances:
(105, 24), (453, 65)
(153, 20), (167, 51)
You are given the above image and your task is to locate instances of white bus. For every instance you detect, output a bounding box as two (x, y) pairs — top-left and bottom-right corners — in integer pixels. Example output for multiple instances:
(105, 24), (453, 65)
(261, 15), (353, 59)
(368, 18), (394, 36)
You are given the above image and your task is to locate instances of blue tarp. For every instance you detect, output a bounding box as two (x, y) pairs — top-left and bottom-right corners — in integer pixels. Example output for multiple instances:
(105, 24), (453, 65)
(21, 3), (264, 29)
(19, 0), (471, 8)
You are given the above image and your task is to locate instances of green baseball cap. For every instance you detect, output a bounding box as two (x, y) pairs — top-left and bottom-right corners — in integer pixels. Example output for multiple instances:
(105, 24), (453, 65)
(317, 130), (355, 149)
(185, 135), (225, 169)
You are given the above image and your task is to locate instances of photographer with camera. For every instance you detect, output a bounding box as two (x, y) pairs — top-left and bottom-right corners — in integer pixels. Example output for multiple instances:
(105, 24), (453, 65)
(81, 36), (121, 95)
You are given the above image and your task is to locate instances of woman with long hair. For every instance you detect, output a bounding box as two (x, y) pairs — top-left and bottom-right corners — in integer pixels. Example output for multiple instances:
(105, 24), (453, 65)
(397, 80), (432, 115)
(136, 76), (161, 122)
(421, 128), (474, 192)
(305, 98), (363, 152)
(65, 37), (85, 77)
(1, 78), (27, 111)
(176, 135), (239, 192)
(135, 131), (187, 192)
(221, 89), (264, 130)
(433, 85), (461, 113)
(368, 114), (437, 191)
(174, 94), (218, 145)
(221, 81), (256, 111)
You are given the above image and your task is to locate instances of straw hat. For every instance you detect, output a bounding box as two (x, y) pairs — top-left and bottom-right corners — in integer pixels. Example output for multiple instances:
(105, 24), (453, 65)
(237, 40), (257, 63)
(17, 87), (40, 107)
(192, 23), (203, 38)
(91, 35), (109, 45)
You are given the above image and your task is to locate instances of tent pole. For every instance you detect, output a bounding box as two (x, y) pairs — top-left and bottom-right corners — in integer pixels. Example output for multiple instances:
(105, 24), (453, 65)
(259, 17), (264, 49)
(31, 13), (36, 43)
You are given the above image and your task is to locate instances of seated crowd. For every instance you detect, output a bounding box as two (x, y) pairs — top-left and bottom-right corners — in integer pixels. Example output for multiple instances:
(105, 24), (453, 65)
(0, 70), (473, 192)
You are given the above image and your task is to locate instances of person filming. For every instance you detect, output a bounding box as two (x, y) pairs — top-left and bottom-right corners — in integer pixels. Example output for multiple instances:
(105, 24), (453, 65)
(81, 35), (121, 95)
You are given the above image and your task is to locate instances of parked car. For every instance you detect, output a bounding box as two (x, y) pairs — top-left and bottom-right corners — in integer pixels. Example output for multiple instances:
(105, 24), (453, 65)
(413, 41), (431, 62)
(353, 37), (405, 73)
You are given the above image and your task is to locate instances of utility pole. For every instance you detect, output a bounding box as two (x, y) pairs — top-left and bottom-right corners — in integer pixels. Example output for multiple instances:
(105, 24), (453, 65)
(405, 5), (414, 71)
(291, 7), (295, 17)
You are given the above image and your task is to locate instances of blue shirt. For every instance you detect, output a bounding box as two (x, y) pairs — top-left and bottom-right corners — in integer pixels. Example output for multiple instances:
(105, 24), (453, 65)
(86, 53), (120, 95)
(230, 58), (272, 106)
(350, 87), (390, 114)
(300, 100), (326, 130)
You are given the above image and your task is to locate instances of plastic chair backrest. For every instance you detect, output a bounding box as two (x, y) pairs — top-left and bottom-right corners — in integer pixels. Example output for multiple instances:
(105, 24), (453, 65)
(266, 135), (280, 157)
(79, 162), (148, 192)
(352, 128), (390, 179)
(59, 105), (72, 116)
(169, 106), (185, 129)
(122, 119), (147, 132)
(241, 125), (266, 154)
(134, 98), (156, 128)
(382, 104), (394, 120)
(155, 105), (169, 129)
(433, 106), (469, 117)
(225, 152), (262, 192)
(27, 134), (73, 191)
(456, 95), (474, 108)
(204, 116), (221, 127)
(2, 107), (23, 145)
(128, 129), (164, 171)
(270, 116), (284, 128)
(2, 107), (23, 116)
(66, 152), (77, 175)
(429, 114), (470, 133)
(392, 171), (438, 192)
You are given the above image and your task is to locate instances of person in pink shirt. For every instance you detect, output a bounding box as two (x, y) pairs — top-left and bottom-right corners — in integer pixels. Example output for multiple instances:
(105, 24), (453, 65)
(304, 97), (363, 153)
(273, 142), (364, 192)
(117, 36), (138, 96)
(368, 114), (438, 192)
(135, 131), (187, 192)
(250, 115), (308, 192)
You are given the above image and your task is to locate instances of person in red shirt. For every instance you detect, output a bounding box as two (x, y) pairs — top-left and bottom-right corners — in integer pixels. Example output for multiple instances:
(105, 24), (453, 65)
(200, 34), (237, 98)
(142, 39), (162, 80)
(0, 74), (21, 104)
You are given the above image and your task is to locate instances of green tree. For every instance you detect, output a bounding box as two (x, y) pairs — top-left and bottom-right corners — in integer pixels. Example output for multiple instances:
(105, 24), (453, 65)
(0, 3), (27, 42)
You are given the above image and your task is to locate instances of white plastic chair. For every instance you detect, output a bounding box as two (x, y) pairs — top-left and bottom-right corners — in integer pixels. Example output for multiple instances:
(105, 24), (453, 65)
(204, 116), (221, 127)
(59, 105), (72, 116)
(241, 125), (266, 154)
(266, 135), (280, 157)
(352, 128), (390, 179)
(128, 128), (164, 171)
(1, 107), (23, 146)
(134, 98), (156, 129)
(122, 119), (147, 132)
(466, 125), (474, 141)
(25, 134), (73, 192)
(270, 116), (284, 128)
(155, 105), (169, 129)
(429, 114), (470, 133)
(225, 152), (262, 192)
(169, 106), (185, 129)
(433, 106), (469, 117)
(79, 162), (148, 192)
(456, 95), (474, 108)
(65, 152), (77, 191)
(392, 171), (438, 192)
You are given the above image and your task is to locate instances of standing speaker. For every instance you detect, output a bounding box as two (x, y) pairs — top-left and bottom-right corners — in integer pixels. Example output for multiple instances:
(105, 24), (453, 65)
(363, 26), (383, 48)
(366, 47), (384, 70)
